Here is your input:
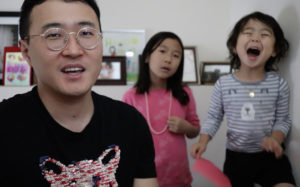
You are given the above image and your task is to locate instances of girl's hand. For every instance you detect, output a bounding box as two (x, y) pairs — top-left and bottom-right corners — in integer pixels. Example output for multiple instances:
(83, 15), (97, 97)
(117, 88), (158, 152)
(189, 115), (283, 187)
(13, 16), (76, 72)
(261, 136), (283, 158)
(167, 116), (200, 137)
(190, 142), (207, 159)
(190, 134), (210, 158)
(167, 116), (189, 134)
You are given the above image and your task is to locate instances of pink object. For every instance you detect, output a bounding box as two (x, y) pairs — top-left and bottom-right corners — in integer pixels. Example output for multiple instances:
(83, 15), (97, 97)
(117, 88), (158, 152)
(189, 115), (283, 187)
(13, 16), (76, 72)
(123, 87), (200, 187)
(193, 158), (231, 187)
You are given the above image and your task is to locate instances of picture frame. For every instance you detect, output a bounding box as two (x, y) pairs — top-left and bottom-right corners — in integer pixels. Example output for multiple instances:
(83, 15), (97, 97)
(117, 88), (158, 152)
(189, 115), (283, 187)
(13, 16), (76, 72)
(102, 29), (146, 84)
(3, 46), (32, 86)
(95, 56), (127, 85)
(183, 46), (198, 84)
(0, 12), (20, 85)
(201, 62), (231, 85)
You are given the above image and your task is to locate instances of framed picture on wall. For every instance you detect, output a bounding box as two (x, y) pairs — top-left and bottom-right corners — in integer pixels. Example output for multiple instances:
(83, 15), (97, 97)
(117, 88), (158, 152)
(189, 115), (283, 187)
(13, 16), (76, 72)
(96, 56), (126, 85)
(102, 29), (146, 84)
(3, 46), (32, 86)
(201, 62), (231, 85)
(0, 12), (20, 85)
(183, 46), (198, 84)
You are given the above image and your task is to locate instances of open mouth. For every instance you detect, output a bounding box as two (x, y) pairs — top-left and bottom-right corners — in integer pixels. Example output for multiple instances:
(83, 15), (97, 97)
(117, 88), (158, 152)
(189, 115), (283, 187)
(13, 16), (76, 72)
(62, 67), (84, 73)
(161, 67), (170, 71)
(247, 48), (261, 56)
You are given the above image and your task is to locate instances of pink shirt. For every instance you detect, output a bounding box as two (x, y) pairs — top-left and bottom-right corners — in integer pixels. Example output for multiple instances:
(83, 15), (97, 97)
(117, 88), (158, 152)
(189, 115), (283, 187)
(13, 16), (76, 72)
(123, 87), (200, 187)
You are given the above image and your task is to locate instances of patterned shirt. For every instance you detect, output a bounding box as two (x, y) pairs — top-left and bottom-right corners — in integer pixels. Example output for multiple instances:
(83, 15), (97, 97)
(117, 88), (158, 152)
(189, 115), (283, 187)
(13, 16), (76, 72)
(201, 72), (291, 153)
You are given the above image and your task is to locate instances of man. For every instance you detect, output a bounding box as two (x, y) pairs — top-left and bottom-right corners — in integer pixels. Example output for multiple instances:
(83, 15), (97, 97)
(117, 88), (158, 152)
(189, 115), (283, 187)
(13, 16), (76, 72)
(0, 0), (158, 186)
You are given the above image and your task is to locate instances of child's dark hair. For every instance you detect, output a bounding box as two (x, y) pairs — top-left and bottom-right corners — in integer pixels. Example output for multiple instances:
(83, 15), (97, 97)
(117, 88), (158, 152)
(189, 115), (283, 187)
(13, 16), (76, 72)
(135, 31), (189, 105)
(19, 0), (101, 42)
(227, 11), (289, 72)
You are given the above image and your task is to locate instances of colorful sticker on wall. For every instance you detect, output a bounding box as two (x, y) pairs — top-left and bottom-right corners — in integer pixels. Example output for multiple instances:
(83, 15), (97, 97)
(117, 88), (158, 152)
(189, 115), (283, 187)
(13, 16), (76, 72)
(3, 47), (31, 86)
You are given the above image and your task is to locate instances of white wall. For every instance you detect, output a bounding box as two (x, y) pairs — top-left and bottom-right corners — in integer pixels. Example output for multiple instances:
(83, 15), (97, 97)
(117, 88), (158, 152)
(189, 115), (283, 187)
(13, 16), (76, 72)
(0, 0), (299, 186)
(97, 0), (231, 63)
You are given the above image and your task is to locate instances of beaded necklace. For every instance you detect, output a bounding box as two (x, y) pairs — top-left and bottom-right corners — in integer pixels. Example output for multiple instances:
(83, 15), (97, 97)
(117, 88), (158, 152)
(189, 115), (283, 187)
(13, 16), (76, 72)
(144, 91), (172, 135)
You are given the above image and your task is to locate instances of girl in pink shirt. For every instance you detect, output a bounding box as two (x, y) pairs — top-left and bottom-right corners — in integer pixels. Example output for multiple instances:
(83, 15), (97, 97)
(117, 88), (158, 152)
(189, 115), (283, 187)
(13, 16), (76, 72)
(123, 32), (200, 187)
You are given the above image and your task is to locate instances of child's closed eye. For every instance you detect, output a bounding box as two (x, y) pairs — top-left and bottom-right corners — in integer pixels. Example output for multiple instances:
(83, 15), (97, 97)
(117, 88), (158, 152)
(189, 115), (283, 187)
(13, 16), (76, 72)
(261, 33), (271, 37)
(242, 31), (253, 35)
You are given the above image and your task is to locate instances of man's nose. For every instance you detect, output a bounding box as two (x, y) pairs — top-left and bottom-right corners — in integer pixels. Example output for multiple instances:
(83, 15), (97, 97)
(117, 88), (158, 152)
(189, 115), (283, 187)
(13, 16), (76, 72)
(62, 33), (84, 56)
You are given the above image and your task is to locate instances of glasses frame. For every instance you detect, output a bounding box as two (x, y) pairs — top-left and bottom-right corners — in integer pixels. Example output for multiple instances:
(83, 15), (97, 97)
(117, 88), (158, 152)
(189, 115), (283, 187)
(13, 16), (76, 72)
(27, 27), (102, 51)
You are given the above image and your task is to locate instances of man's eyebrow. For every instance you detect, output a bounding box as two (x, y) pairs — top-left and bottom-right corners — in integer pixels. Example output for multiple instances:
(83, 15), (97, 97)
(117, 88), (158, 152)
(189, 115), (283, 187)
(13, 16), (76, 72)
(77, 21), (96, 27)
(40, 21), (96, 31)
(41, 23), (62, 31)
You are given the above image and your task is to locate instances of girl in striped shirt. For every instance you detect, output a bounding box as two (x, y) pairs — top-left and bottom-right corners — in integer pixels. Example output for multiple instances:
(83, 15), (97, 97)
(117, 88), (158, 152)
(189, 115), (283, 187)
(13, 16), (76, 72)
(191, 11), (296, 187)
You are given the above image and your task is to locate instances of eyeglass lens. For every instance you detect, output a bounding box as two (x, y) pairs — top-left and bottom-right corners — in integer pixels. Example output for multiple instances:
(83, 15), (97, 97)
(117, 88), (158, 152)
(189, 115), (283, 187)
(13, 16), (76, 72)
(44, 28), (101, 51)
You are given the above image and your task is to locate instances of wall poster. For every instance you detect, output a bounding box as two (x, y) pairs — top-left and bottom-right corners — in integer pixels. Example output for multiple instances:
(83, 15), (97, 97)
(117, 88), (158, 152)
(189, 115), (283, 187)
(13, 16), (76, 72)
(102, 29), (145, 84)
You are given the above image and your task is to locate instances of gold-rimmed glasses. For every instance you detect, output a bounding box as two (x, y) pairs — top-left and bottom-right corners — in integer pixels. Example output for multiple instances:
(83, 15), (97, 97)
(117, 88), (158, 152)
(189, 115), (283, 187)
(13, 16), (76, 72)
(26, 27), (102, 51)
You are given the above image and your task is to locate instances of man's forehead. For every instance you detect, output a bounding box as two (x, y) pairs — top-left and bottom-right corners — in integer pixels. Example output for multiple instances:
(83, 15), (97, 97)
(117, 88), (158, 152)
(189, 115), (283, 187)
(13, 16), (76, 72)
(29, 0), (99, 31)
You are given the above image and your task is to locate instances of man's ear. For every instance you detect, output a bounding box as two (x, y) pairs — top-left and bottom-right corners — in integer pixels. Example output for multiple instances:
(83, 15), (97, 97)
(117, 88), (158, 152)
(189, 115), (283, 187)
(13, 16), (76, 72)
(19, 40), (32, 66)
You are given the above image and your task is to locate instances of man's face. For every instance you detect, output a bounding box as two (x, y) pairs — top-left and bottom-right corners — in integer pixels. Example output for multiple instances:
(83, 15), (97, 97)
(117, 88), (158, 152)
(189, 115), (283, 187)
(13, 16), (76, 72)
(20, 0), (102, 98)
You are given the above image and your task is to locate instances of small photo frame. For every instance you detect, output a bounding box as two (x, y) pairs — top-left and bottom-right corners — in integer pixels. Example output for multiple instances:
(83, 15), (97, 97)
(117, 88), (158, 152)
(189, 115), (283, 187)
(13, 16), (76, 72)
(0, 12), (20, 84)
(102, 29), (146, 84)
(95, 56), (126, 85)
(3, 46), (32, 86)
(201, 62), (231, 85)
(183, 46), (198, 84)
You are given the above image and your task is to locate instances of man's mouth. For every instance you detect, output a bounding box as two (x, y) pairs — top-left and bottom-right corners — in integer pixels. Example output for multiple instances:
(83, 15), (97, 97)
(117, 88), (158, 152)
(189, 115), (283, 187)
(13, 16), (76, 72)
(62, 67), (84, 73)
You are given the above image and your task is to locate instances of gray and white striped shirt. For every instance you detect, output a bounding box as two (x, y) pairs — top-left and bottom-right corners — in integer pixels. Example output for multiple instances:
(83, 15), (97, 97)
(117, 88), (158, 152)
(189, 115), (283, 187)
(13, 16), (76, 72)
(201, 72), (291, 153)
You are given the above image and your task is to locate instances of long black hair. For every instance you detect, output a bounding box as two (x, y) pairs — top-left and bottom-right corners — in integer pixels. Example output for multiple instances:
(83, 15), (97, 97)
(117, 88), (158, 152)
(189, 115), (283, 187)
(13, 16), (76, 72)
(227, 11), (289, 72)
(135, 31), (189, 105)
